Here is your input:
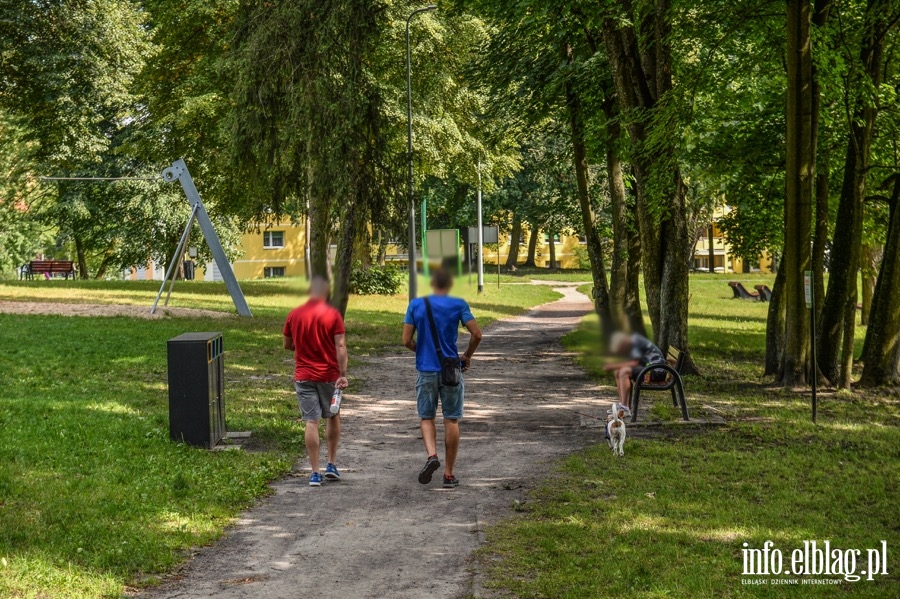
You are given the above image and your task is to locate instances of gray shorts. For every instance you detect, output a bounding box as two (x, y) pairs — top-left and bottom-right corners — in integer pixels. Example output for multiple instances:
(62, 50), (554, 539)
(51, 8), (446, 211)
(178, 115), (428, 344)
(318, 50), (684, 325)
(295, 381), (337, 421)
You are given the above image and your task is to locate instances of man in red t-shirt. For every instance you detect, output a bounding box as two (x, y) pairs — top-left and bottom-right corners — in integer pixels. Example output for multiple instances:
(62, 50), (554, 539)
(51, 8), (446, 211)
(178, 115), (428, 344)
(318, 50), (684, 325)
(283, 276), (349, 487)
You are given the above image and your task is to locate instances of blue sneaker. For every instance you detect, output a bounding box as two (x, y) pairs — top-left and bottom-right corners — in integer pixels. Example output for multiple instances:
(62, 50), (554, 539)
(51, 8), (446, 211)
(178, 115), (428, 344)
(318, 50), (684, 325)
(309, 472), (323, 487)
(324, 463), (341, 480)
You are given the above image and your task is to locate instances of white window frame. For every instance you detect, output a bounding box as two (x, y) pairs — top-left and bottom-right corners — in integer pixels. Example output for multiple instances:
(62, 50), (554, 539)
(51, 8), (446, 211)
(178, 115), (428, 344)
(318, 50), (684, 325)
(263, 230), (285, 249)
(264, 266), (286, 278)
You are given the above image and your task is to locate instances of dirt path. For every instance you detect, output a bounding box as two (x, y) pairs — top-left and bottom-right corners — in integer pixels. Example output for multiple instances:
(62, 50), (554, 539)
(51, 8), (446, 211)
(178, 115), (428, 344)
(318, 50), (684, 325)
(0, 300), (230, 319)
(144, 286), (615, 599)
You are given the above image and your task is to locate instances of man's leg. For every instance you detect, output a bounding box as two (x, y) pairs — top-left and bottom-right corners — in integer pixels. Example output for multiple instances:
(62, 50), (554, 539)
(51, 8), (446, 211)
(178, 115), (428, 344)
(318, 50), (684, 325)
(616, 367), (633, 406)
(296, 381), (325, 478)
(444, 419), (459, 477)
(440, 378), (464, 485)
(326, 414), (340, 465)
(305, 419), (321, 472)
(421, 418), (438, 456)
(417, 372), (441, 484)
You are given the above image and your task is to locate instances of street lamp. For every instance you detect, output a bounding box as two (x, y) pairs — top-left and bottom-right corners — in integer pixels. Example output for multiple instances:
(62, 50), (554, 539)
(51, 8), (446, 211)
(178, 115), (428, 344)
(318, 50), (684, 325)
(406, 4), (437, 302)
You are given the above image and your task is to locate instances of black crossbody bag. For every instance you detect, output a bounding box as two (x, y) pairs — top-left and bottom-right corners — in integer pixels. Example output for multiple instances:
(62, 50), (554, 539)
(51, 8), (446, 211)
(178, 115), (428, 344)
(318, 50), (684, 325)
(423, 297), (461, 387)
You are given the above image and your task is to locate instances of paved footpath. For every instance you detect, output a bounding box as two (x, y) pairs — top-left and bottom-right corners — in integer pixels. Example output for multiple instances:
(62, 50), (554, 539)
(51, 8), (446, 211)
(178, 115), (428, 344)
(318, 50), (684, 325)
(145, 285), (614, 599)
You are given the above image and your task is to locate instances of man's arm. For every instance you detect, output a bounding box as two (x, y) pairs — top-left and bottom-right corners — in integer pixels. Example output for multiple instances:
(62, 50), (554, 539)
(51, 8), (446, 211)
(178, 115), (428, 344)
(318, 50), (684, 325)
(460, 319), (483, 371)
(334, 333), (349, 389)
(283, 335), (295, 351)
(402, 324), (417, 352)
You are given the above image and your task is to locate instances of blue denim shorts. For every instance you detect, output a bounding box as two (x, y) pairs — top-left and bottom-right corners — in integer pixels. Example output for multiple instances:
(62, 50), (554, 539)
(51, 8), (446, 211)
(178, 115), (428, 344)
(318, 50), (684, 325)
(416, 371), (464, 420)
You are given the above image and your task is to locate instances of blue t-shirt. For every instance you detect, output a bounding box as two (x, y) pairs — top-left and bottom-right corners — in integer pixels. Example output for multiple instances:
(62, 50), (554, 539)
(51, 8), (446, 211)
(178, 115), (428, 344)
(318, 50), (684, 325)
(404, 294), (475, 372)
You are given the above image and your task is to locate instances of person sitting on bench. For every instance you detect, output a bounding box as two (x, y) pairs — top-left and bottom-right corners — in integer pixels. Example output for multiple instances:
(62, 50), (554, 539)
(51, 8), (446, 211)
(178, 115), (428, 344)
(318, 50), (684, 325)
(604, 332), (667, 408)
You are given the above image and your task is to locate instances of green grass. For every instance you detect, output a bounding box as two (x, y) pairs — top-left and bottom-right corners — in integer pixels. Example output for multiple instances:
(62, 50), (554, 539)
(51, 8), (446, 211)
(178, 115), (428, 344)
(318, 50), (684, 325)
(482, 274), (900, 598)
(0, 277), (560, 598)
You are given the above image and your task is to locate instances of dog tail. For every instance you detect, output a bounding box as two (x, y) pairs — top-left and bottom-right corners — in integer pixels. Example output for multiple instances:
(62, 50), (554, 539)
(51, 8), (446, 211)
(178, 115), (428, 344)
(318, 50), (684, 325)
(611, 402), (620, 423)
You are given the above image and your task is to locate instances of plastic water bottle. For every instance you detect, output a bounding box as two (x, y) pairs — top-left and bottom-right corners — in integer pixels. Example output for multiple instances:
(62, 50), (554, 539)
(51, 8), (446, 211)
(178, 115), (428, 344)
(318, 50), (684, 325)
(330, 388), (342, 414)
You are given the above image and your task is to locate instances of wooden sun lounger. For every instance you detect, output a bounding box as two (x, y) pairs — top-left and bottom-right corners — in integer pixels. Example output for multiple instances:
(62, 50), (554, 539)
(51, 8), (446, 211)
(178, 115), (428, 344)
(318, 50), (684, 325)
(754, 284), (773, 302)
(728, 281), (759, 300)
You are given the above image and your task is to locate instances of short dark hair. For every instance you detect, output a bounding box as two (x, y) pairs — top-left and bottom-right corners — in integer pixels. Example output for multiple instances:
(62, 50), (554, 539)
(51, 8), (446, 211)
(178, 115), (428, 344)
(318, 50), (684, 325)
(430, 267), (453, 291)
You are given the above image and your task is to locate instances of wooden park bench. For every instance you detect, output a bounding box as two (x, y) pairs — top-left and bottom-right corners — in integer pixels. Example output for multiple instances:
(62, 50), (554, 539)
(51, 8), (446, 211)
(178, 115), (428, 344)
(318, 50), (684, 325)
(728, 281), (759, 300)
(754, 284), (773, 302)
(24, 260), (77, 280)
(629, 346), (690, 422)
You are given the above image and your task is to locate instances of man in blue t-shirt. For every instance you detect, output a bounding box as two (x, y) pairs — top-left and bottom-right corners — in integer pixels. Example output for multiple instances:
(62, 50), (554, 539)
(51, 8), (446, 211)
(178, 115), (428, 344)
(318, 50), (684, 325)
(402, 268), (483, 489)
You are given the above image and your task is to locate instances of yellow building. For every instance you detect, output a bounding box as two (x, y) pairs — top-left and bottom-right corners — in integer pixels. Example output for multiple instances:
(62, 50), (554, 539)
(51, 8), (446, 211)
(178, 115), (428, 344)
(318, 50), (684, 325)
(124, 210), (771, 280)
(692, 208), (774, 274)
(230, 222), (307, 280)
(479, 226), (584, 269)
(122, 221), (308, 281)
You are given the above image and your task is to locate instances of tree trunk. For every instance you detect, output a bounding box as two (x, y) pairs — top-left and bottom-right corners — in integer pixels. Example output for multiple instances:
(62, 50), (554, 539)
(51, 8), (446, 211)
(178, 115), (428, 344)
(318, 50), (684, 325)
(565, 43), (614, 340)
(812, 147), (829, 323)
(605, 93), (631, 331)
(780, 0), (814, 387)
(306, 128), (331, 280)
(524, 225), (539, 268)
(838, 292), (857, 388)
(818, 0), (884, 384)
(74, 235), (89, 279)
(331, 207), (359, 317)
(860, 244), (879, 325)
(601, 2), (692, 370)
(376, 229), (387, 267)
(860, 180), (900, 386)
(765, 258), (788, 376)
(506, 213), (522, 268)
(93, 244), (115, 280)
(548, 232), (556, 269)
(308, 191), (330, 280)
(811, 0), (832, 323)
(625, 212), (646, 336)
(819, 136), (867, 383)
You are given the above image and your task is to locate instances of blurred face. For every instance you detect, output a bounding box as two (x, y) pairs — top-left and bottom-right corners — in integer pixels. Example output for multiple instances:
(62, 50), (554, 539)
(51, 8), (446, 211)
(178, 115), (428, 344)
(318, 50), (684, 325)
(309, 277), (331, 300)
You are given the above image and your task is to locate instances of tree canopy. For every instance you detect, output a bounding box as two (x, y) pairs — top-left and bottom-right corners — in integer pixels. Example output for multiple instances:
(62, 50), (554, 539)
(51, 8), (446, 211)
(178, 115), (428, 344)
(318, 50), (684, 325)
(1, 0), (899, 383)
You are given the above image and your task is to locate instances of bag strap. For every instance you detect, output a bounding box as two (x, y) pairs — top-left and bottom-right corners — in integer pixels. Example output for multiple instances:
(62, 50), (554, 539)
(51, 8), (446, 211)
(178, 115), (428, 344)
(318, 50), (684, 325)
(423, 297), (445, 361)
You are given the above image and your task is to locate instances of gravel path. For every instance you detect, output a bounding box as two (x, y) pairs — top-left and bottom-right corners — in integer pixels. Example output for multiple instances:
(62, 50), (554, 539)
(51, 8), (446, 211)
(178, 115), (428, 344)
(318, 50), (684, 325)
(144, 286), (615, 599)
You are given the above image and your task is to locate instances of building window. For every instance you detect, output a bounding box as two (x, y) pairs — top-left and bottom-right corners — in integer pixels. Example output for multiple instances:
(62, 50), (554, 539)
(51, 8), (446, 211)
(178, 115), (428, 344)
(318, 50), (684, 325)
(544, 233), (561, 242)
(264, 266), (285, 278)
(263, 231), (285, 248)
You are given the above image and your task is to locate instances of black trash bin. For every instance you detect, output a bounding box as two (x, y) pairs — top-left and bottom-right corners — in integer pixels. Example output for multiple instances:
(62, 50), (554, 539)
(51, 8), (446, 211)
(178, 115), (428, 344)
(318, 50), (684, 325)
(167, 332), (225, 448)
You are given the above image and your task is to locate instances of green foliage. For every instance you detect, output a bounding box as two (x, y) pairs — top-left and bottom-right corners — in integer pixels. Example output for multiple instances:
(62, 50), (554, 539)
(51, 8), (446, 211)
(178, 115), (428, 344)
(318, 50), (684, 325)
(572, 245), (591, 270)
(0, 112), (50, 274)
(348, 262), (402, 296)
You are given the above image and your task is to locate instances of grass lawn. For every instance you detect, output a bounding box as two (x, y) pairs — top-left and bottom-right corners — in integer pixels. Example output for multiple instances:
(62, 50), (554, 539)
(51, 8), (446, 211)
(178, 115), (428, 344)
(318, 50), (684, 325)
(0, 277), (560, 598)
(481, 274), (900, 598)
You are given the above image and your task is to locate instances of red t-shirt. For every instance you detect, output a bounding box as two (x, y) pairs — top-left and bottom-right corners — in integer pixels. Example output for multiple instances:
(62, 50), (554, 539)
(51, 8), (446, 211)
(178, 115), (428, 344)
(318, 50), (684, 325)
(283, 299), (346, 382)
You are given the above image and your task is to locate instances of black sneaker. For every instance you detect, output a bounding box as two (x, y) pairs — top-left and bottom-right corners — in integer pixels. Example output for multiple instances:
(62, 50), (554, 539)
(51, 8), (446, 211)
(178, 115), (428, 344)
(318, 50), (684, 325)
(418, 455), (441, 484)
(443, 475), (459, 489)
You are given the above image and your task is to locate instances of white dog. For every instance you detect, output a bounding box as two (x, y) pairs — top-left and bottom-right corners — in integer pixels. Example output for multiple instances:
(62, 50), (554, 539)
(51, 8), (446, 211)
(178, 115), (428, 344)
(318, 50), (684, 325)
(606, 402), (627, 456)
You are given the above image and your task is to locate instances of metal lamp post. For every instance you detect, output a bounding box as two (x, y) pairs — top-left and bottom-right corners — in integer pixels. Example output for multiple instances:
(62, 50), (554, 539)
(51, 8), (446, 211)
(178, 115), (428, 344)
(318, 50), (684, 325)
(476, 161), (484, 294)
(406, 4), (437, 302)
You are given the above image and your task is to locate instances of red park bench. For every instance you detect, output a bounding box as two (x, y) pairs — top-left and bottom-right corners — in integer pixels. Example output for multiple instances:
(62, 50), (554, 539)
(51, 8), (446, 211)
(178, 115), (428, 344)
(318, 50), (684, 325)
(23, 260), (77, 280)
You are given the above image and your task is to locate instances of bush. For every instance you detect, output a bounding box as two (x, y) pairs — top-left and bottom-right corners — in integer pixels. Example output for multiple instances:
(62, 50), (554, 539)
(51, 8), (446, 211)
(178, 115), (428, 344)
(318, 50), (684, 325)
(348, 262), (402, 295)
(572, 245), (592, 270)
